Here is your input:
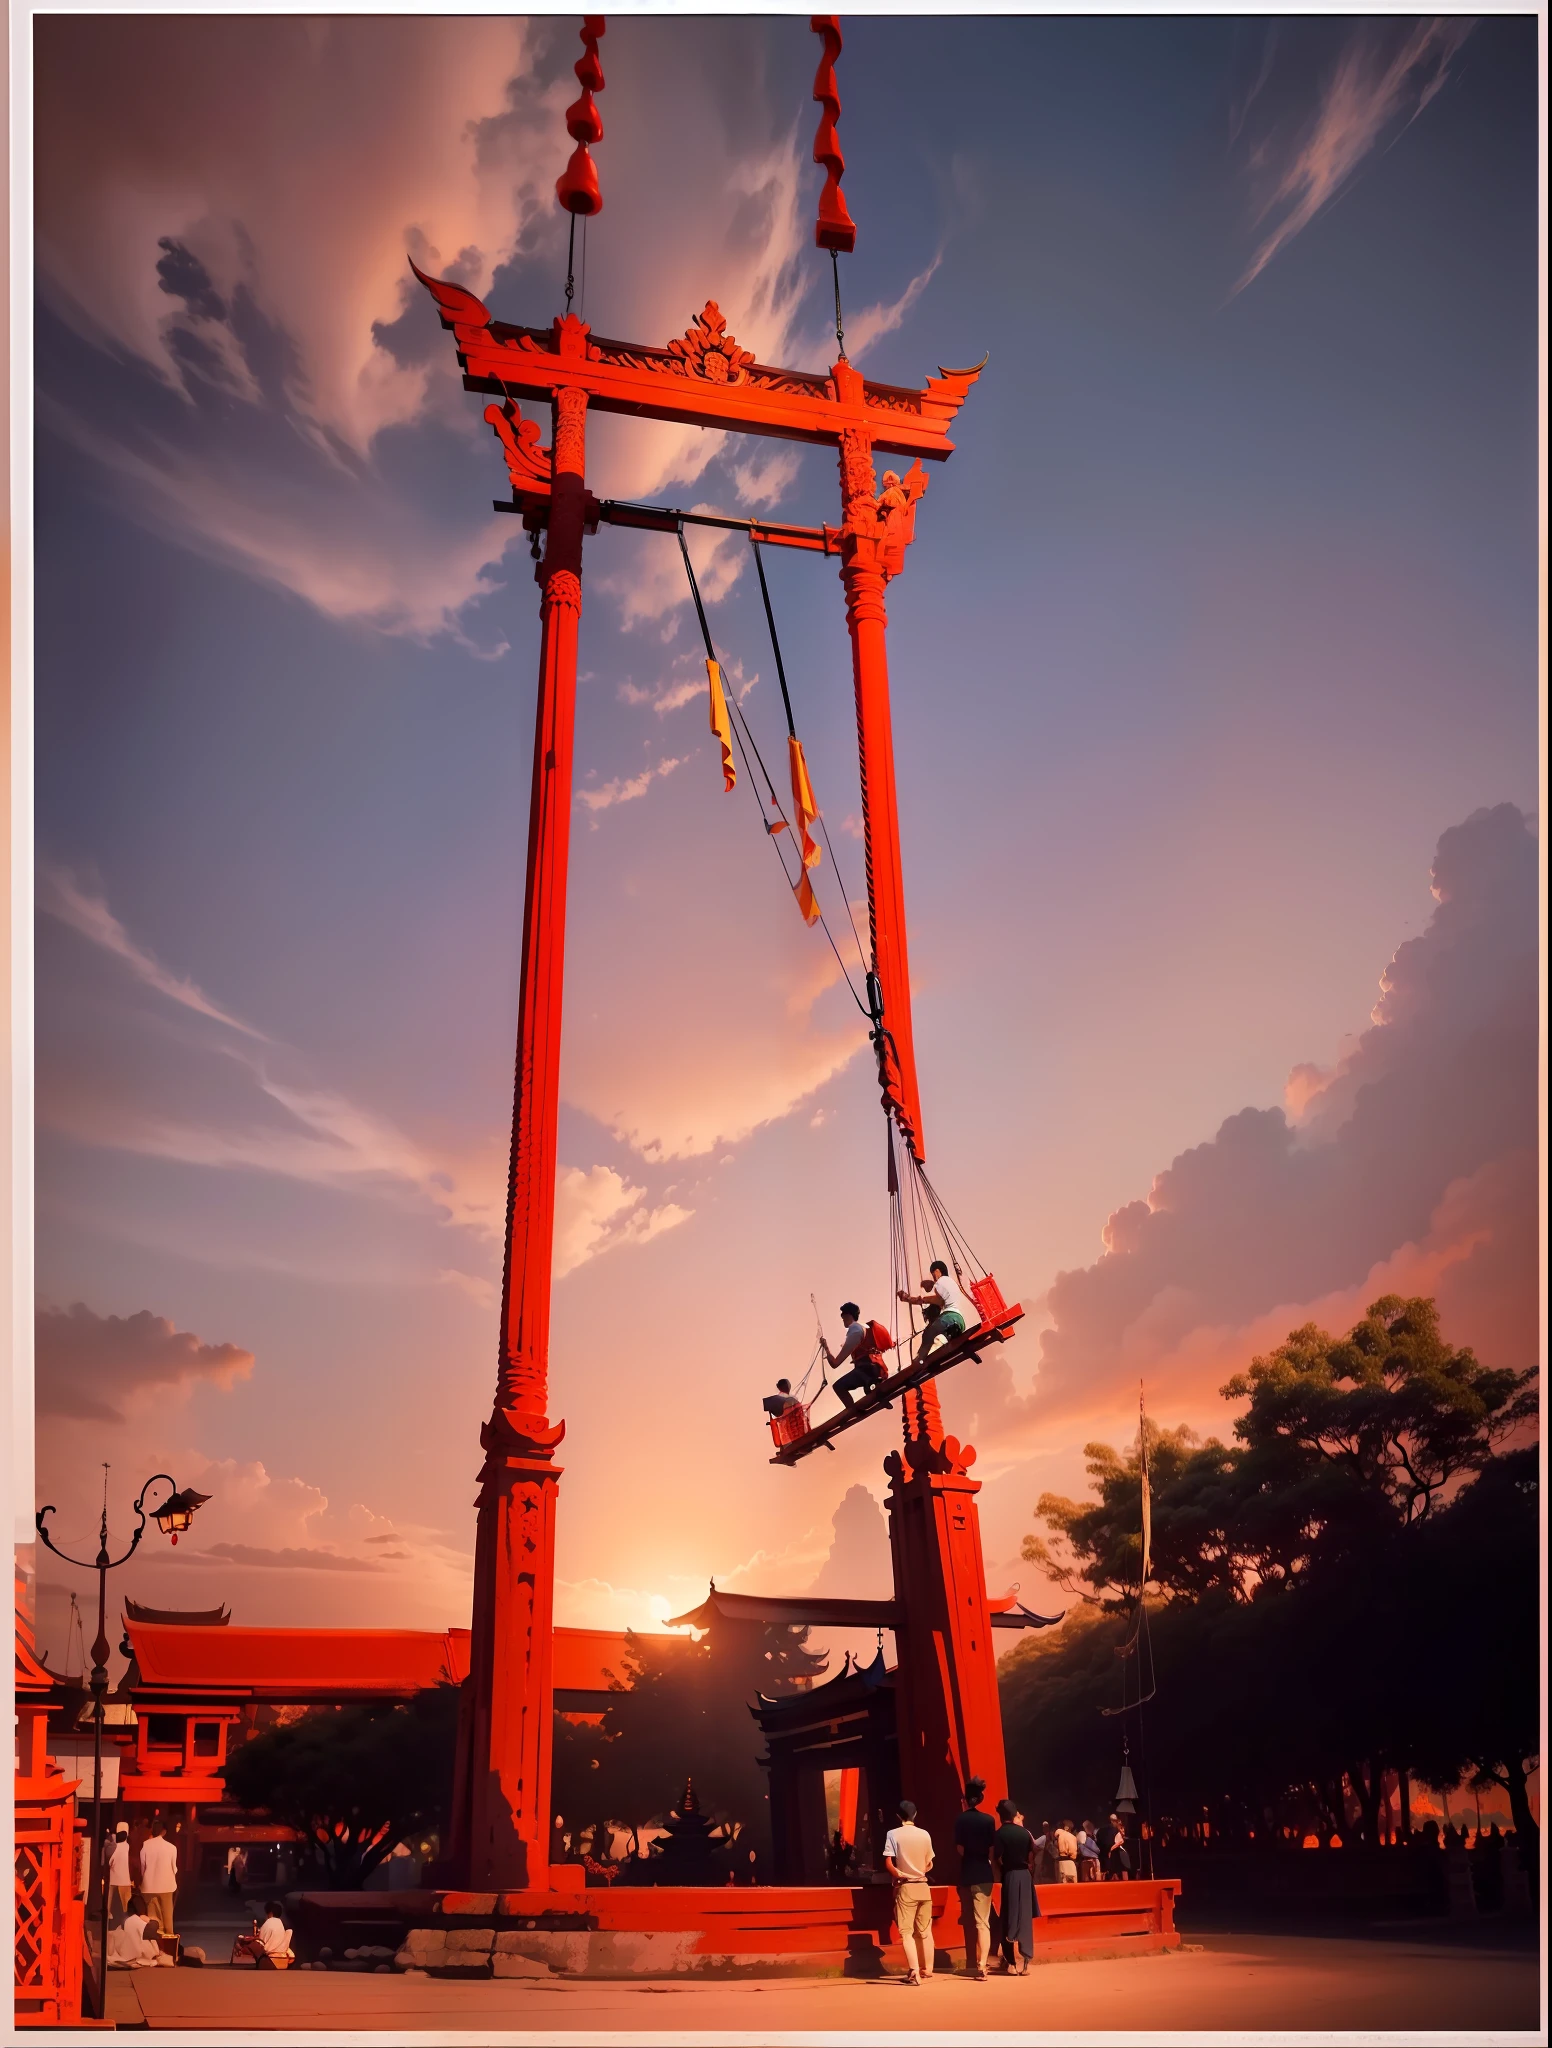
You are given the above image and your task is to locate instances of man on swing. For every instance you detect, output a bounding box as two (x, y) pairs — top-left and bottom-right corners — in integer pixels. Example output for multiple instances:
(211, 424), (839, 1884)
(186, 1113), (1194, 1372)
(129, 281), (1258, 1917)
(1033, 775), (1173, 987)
(900, 1260), (976, 1362)
(823, 1303), (889, 1410)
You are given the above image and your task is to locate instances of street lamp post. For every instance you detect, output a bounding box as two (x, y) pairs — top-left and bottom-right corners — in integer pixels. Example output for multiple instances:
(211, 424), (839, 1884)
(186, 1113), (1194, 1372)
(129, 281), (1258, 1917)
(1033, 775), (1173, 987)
(35, 1471), (211, 2019)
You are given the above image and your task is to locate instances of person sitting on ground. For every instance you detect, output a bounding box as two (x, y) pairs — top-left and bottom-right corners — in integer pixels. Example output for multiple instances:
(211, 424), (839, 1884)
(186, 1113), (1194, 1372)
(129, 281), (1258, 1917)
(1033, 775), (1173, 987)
(1053, 1820), (1079, 1882)
(953, 1775), (997, 1980)
(762, 1378), (801, 1419)
(899, 1260), (976, 1363)
(107, 1894), (164, 1969)
(823, 1304), (888, 1410)
(231, 1902), (293, 1968)
(1077, 1820), (1102, 1881)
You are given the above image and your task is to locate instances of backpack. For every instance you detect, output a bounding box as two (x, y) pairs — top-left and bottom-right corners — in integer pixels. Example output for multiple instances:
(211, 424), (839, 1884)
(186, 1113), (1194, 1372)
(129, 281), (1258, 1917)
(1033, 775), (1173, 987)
(867, 1320), (893, 1359)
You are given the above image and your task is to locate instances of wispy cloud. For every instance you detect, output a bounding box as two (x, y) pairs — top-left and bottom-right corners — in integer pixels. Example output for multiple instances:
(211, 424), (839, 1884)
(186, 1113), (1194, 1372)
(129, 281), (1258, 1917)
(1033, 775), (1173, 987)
(617, 654), (752, 718)
(554, 1164), (692, 1278)
(1234, 20), (1473, 294)
(577, 755), (685, 819)
(842, 253), (943, 360)
(39, 864), (265, 1039)
(198, 1542), (386, 1572)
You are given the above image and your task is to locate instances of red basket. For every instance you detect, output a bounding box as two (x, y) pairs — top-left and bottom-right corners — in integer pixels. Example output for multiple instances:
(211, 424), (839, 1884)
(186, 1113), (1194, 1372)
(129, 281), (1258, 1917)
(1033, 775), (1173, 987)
(967, 1273), (1008, 1327)
(768, 1404), (809, 1449)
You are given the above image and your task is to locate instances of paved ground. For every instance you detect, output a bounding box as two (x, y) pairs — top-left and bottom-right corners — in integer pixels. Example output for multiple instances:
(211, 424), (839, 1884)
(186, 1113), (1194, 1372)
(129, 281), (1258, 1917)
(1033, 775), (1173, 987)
(111, 1928), (1542, 2035)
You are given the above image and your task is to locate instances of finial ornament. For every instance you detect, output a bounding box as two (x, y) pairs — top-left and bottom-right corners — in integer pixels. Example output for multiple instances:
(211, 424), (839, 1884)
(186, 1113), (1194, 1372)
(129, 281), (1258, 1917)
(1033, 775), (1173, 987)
(556, 17), (607, 216)
(810, 17), (857, 253)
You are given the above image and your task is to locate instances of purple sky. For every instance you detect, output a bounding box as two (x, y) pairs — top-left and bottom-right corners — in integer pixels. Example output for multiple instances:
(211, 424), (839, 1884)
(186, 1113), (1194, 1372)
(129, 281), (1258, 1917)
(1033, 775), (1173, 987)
(25, 15), (1540, 1670)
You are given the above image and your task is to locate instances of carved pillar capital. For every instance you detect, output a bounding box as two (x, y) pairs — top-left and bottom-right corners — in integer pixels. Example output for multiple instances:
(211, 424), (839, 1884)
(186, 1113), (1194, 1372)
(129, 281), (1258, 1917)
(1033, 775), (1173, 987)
(540, 567), (582, 615)
(551, 385), (588, 476)
(841, 555), (888, 630)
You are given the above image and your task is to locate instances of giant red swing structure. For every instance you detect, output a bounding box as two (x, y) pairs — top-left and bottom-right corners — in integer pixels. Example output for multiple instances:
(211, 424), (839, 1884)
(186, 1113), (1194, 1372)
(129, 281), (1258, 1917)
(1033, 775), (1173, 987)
(413, 19), (1135, 1917)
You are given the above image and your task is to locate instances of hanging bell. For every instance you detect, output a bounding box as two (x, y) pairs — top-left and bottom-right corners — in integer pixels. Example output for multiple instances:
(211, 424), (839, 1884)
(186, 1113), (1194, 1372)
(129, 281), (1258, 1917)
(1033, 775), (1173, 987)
(556, 143), (602, 217)
(1115, 1762), (1138, 1813)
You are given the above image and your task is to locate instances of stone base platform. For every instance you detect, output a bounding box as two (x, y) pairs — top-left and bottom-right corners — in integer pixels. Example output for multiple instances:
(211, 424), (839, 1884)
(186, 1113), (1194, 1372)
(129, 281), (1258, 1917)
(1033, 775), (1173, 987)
(289, 1879), (1181, 1977)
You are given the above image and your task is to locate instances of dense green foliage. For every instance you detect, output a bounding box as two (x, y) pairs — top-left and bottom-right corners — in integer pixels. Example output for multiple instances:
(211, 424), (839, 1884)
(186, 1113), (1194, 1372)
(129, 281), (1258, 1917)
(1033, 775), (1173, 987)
(223, 1686), (460, 1886)
(1004, 1298), (1539, 1845)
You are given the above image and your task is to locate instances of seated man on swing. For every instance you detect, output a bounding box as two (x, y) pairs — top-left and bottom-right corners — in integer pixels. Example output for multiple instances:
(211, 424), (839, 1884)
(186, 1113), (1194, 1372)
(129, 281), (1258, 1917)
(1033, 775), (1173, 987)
(823, 1303), (890, 1410)
(899, 1260), (976, 1362)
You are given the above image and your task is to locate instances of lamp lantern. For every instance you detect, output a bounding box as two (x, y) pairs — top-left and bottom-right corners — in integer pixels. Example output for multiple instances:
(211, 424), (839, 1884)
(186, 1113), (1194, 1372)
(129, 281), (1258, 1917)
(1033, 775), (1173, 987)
(151, 1487), (211, 1543)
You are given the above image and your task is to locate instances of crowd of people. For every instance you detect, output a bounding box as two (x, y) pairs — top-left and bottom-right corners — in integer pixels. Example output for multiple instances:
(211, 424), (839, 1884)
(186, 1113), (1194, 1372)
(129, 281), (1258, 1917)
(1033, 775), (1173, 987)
(882, 1782), (1140, 1984)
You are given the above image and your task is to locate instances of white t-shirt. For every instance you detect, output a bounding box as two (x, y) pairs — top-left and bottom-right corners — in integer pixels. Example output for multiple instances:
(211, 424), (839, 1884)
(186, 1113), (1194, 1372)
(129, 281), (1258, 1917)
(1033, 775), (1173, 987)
(139, 1835), (177, 1893)
(257, 1915), (292, 1957)
(884, 1822), (934, 1883)
(108, 1839), (131, 1886)
(930, 1273), (974, 1325)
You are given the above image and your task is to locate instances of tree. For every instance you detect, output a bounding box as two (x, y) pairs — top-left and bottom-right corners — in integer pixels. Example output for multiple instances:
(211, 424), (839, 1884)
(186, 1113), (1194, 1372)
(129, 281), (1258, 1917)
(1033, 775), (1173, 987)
(1008, 1299), (1538, 1848)
(1024, 1425), (1252, 1606)
(224, 1686), (459, 1886)
(1221, 1296), (1535, 1573)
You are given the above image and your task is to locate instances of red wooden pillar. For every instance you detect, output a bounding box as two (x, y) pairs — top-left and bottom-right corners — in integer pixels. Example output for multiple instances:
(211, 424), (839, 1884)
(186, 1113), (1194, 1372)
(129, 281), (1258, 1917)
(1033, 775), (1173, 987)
(835, 409), (927, 1162)
(453, 380), (590, 1892)
(884, 1386), (1008, 1856)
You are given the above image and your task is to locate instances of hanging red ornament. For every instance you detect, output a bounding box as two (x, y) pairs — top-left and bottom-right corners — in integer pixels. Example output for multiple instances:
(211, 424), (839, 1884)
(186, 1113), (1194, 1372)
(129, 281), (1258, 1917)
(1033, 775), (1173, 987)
(810, 16), (857, 253)
(556, 17), (607, 217)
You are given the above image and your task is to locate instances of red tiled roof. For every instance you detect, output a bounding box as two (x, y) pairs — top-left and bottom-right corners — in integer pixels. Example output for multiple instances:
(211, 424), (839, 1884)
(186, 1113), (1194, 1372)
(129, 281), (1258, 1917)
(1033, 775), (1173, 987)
(124, 1622), (683, 1701)
(127, 1622), (473, 1698)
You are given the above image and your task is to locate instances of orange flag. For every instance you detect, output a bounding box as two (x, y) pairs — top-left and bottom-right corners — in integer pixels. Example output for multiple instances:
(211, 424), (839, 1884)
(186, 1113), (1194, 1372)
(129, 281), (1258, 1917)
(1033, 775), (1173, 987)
(706, 660), (736, 792)
(788, 734), (822, 924)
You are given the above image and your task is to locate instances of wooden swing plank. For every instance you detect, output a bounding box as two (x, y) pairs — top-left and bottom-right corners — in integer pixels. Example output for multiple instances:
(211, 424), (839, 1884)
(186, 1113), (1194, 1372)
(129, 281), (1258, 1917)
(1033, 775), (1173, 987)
(769, 1304), (1024, 1466)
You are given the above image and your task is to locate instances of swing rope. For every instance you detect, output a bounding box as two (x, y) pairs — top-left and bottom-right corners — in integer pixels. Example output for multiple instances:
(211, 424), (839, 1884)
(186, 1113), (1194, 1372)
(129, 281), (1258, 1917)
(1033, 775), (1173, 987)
(750, 537), (870, 981)
(677, 525), (869, 1017)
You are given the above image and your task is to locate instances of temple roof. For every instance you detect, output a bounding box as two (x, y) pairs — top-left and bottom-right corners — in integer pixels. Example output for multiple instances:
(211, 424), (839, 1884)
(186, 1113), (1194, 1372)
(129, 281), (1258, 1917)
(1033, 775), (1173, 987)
(122, 1621), (651, 1703)
(126, 1621), (474, 1700)
(666, 1586), (1063, 1633)
(666, 1588), (901, 1631)
(124, 1599), (231, 1627)
(751, 1647), (896, 1730)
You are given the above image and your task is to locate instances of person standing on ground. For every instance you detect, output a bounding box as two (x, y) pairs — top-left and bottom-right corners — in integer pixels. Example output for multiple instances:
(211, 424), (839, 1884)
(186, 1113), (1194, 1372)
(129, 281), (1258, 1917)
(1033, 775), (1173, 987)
(952, 1776), (997, 1980)
(1077, 1820), (1102, 1882)
(992, 1799), (1036, 1975)
(107, 1822), (132, 1925)
(883, 1799), (935, 1985)
(1106, 1823), (1132, 1879)
(138, 1817), (178, 1937)
(1053, 1820), (1079, 1882)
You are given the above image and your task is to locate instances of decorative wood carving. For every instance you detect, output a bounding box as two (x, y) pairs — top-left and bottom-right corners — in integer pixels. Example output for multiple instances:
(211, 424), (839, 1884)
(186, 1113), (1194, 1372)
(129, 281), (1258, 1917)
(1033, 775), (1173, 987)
(666, 303), (755, 386)
(551, 385), (588, 475)
(485, 400), (551, 493)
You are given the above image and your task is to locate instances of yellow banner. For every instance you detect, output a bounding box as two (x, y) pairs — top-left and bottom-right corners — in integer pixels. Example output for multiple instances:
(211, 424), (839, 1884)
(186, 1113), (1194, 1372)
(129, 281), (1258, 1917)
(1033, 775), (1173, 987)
(707, 660), (736, 792)
(788, 734), (822, 875)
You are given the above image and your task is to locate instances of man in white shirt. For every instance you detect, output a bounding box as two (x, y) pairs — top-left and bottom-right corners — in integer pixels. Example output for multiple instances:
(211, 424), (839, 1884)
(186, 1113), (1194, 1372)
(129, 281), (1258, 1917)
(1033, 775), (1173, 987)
(138, 1819), (178, 1936)
(883, 1799), (936, 1984)
(107, 1823), (132, 1925)
(257, 1903), (293, 1961)
(899, 1261), (976, 1363)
